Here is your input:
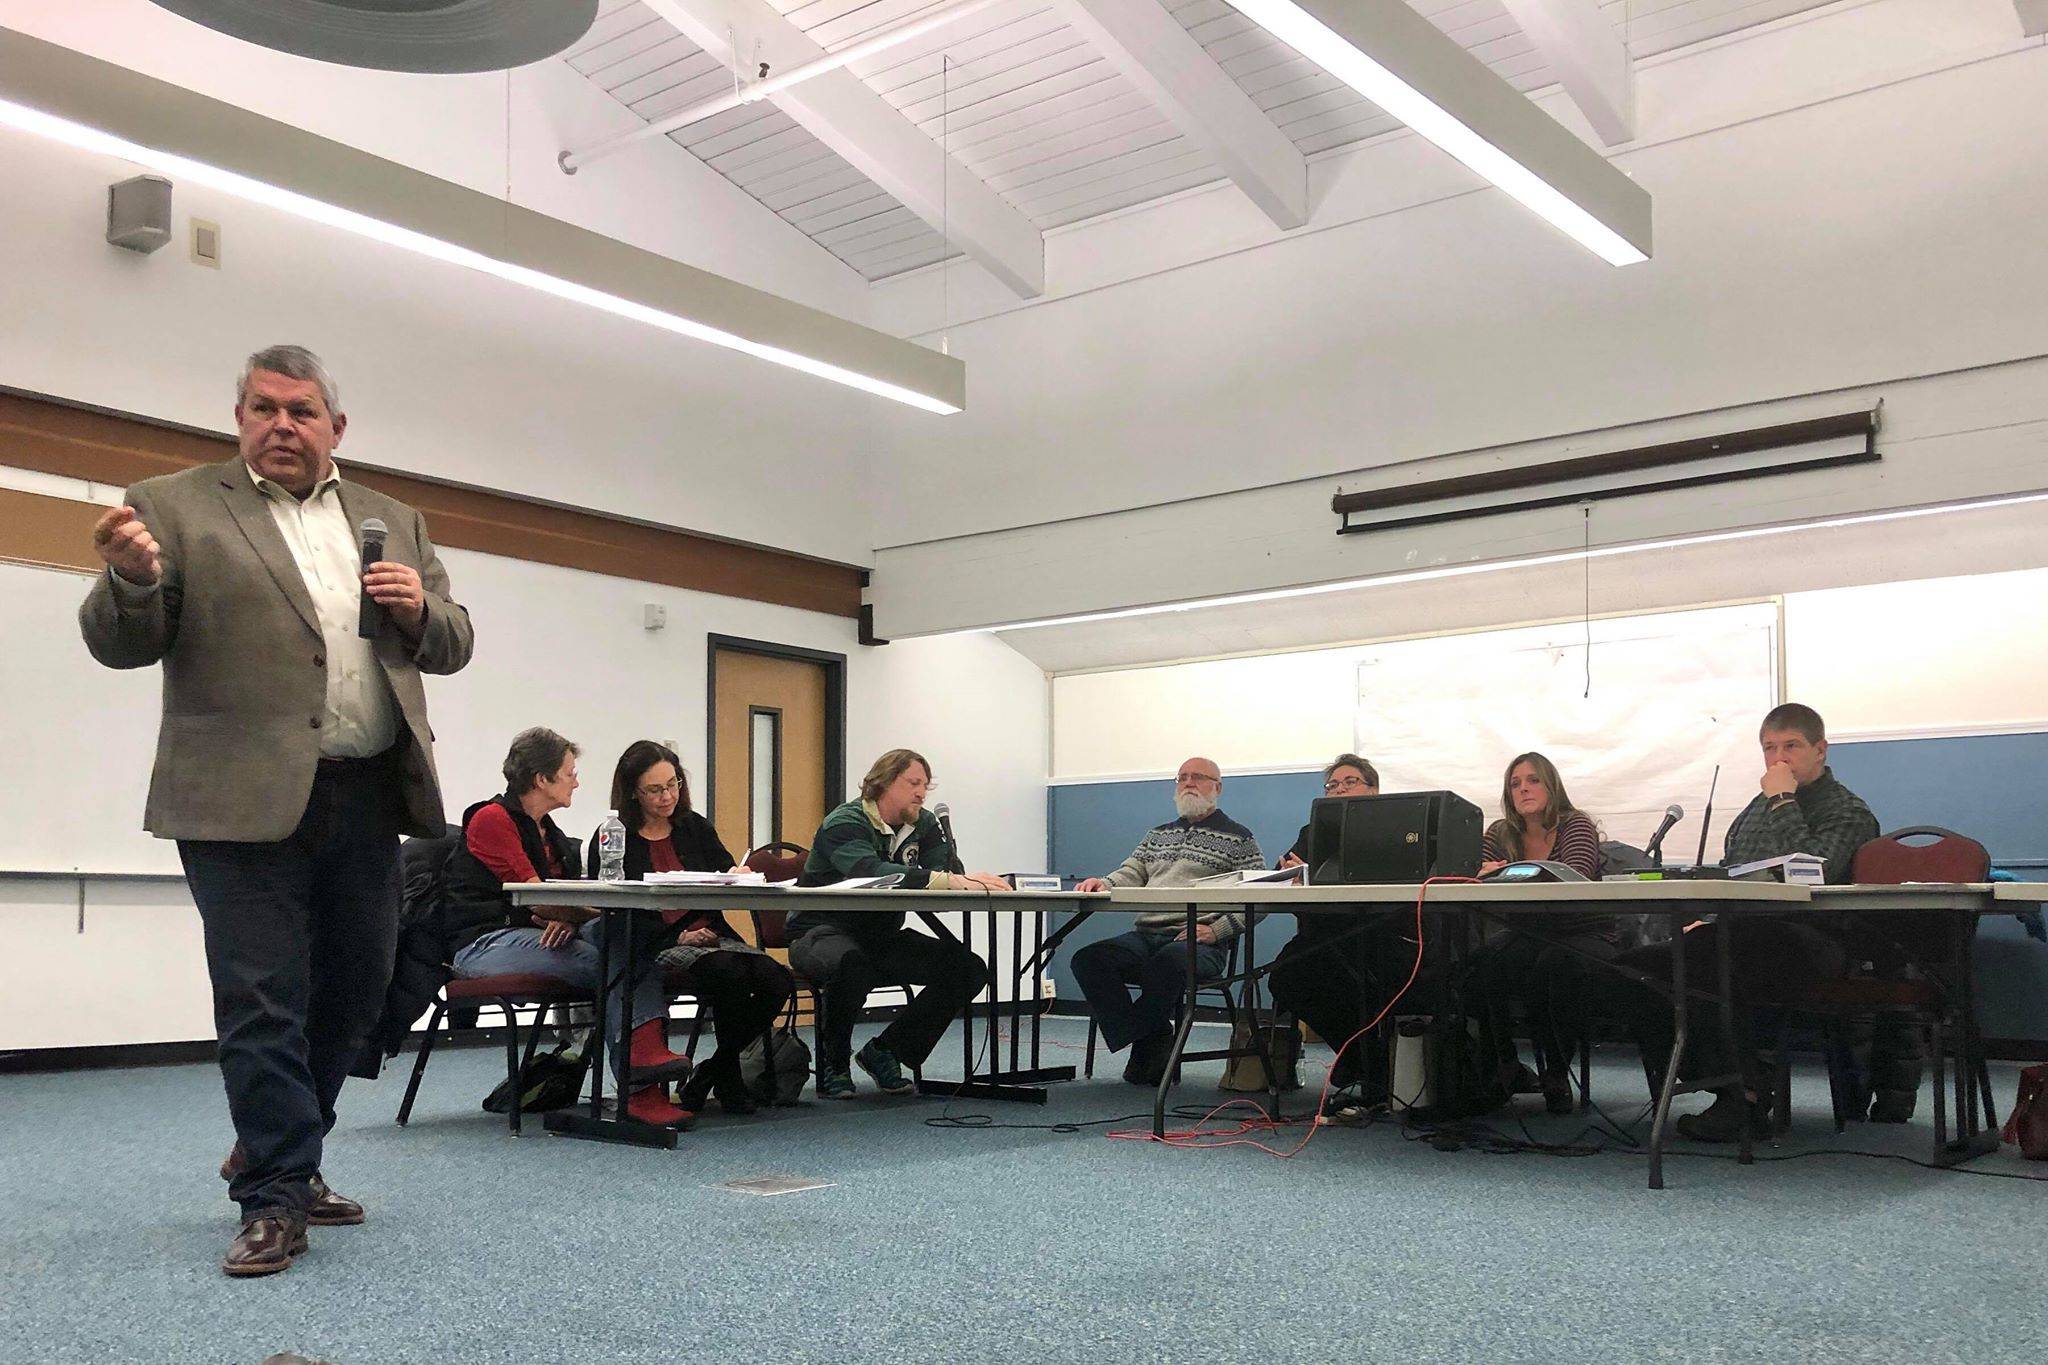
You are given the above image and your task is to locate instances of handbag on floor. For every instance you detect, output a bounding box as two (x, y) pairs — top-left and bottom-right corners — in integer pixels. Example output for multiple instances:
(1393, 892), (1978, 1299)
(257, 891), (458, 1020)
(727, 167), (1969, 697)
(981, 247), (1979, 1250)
(481, 1042), (591, 1115)
(739, 1027), (811, 1106)
(2001, 1063), (2048, 1160)
(1220, 1016), (1303, 1092)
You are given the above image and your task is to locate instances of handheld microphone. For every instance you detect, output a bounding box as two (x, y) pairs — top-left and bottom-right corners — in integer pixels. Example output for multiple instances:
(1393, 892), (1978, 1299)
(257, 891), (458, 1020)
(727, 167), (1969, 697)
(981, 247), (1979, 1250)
(357, 517), (388, 639)
(932, 802), (964, 873)
(1645, 804), (1684, 869)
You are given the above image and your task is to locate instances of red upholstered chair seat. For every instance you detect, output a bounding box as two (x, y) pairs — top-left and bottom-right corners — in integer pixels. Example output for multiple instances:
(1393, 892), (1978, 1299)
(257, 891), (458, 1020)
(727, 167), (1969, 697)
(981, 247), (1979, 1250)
(445, 973), (591, 1002)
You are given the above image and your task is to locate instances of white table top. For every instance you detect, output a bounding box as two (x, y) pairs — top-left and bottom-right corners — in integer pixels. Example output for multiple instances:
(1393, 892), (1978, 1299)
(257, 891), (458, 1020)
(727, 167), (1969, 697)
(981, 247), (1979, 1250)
(509, 879), (2036, 914)
(511, 881), (1106, 913)
(1111, 879), (1811, 906)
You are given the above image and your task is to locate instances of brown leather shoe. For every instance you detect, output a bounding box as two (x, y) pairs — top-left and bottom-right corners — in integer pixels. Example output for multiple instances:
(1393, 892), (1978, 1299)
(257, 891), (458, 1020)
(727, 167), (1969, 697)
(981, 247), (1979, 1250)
(306, 1176), (365, 1227)
(222, 1215), (307, 1277)
(220, 1142), (246, 1182)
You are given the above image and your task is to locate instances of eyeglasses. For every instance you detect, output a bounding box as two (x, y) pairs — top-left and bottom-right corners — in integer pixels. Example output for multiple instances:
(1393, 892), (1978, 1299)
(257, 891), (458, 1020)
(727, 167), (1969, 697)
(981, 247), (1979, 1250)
(637, 779), (681, 798)
(1176, 772), (1220, 785)
(1324, 776), (1375, 793)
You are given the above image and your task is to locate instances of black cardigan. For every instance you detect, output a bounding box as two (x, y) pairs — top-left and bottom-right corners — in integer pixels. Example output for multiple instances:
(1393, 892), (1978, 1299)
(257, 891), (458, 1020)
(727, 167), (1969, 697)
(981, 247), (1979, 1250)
(584, 809), (744, 940)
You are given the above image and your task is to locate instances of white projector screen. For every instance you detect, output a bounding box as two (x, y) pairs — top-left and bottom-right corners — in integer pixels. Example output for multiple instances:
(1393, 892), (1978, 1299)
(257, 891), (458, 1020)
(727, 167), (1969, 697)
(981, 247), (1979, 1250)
(1355, 603), (1781, 863)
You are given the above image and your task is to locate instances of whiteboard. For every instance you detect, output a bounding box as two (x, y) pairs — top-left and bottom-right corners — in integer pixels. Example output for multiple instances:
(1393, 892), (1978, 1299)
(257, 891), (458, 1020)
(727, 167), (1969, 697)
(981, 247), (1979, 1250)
(1355, 603), (1780, 862)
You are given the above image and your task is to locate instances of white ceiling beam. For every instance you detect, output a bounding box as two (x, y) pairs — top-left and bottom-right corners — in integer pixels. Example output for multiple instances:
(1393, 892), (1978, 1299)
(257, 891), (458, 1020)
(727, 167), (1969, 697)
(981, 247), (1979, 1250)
(2018, 0), (2048, 38)
(643, 0), (1044, 298)
(1498, 0), (1635, 146)
(1056, 0), (1307, 229)
(1224, 0), (1650, 263)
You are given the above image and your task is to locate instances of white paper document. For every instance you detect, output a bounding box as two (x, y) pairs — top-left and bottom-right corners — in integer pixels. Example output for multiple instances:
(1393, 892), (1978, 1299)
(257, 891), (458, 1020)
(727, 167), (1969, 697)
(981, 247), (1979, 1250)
(1725, 853), (1826, 884)
(1192, 866), (1305, 886)
(641, 871), (769, 886)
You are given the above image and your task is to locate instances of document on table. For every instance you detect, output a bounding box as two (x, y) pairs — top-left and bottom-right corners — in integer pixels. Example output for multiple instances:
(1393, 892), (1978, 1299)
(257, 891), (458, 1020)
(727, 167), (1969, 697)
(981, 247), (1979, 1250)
(642, 870), (769, 886)
(1725, 853), (1826, 885)
(1192, 866), (1305, 886)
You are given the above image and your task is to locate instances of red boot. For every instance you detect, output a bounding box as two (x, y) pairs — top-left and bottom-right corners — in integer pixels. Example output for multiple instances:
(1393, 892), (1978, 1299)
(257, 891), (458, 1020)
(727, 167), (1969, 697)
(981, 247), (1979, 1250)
(627, 1019), (694, 1084)
(625, 1085), (696, 1131)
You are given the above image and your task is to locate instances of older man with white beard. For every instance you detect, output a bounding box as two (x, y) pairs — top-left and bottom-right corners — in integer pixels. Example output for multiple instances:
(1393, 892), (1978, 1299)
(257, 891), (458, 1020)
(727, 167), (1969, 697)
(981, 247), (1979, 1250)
(1071, 757), (1265, 1085)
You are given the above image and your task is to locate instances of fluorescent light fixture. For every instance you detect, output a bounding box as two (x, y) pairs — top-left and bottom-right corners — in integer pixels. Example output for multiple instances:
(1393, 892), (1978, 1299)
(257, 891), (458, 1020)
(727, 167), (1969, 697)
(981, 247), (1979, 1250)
(945, 490), (2048, 636)
(0, 32), (964, 413)
(1223, 0), (1649, 265)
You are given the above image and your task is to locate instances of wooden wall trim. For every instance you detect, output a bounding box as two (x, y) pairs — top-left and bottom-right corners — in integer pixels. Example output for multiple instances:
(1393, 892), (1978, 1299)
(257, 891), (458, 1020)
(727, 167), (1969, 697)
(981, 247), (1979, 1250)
(0, 387), (864, 618)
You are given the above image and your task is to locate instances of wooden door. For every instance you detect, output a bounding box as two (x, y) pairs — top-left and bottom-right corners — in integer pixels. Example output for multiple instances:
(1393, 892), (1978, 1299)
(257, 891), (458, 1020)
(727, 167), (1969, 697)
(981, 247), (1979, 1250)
(710, 647), (831, 858)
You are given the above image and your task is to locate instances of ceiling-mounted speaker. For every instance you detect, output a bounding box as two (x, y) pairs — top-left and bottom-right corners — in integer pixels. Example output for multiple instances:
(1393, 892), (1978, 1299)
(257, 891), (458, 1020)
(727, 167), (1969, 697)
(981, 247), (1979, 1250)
(146, 1), (599, 74)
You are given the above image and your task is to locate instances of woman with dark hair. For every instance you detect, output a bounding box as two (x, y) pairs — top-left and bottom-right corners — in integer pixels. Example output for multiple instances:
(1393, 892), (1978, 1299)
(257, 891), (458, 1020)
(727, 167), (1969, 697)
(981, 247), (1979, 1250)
(441, 727), (696, 1129)
(1463, 751), (1610, 1113)
(588, 741), (793, 1116)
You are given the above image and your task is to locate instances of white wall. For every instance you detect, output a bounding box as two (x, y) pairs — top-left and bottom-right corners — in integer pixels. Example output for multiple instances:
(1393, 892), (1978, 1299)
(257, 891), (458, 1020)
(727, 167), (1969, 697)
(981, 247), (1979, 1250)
(0, 0), (866, 317)
(1049, 567), (2048, 785)
(1785, 569), (2048, 738)
(864, 0), (2048, 635)
(0, 543), (1048, 1050)
(0, 4), (916, 567)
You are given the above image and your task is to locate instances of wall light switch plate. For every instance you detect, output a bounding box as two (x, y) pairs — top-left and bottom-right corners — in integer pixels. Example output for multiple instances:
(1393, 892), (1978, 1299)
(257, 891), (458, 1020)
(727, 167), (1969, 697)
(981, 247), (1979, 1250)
(190, 219), (221, 268)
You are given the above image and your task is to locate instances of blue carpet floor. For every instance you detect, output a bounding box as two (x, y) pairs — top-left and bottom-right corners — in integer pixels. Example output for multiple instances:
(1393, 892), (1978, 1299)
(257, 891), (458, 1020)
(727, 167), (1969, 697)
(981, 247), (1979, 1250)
(2, 1019), (2043, 1365)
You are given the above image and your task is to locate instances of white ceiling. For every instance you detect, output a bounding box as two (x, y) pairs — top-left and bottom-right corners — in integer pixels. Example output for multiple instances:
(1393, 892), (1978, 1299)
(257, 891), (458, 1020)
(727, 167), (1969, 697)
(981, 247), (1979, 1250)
(565, 0), (1842, 283)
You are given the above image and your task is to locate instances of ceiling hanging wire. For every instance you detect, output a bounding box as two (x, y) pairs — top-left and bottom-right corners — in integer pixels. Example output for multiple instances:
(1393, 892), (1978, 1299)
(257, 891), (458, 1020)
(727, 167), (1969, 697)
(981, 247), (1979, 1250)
(941, 51), (951, 357)
(1582, 502), (1594, 699)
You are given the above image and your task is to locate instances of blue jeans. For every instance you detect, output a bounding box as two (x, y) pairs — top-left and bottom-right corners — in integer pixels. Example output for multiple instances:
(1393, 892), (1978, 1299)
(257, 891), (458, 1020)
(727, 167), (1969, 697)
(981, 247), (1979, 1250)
(452, 919), (666, 1084)
(179, 755), (402, 1225)
(1071, 927), (1229, 1053)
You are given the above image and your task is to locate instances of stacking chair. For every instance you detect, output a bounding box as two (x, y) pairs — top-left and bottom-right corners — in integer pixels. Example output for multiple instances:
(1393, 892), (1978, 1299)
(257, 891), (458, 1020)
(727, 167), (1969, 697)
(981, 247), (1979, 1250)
(396, 973), (594, 1135)
(742, 843), (825, 1040)
(1765, 827), (1996, 1147)
(1080, 921), (1285, 1088)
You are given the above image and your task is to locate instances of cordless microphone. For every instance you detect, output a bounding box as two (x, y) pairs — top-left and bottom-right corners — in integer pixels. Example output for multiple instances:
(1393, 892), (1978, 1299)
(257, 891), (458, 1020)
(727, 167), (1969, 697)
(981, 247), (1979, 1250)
(932, 802), (964, 874)
(1644, 804), (1685, 869)
(357, 516), (388, 639)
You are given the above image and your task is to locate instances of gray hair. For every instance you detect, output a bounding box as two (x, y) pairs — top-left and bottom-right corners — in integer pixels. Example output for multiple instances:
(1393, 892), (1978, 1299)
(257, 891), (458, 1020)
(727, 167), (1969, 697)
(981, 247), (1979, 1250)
(502, 727), (579, 796)
(239, 345), (342, 416)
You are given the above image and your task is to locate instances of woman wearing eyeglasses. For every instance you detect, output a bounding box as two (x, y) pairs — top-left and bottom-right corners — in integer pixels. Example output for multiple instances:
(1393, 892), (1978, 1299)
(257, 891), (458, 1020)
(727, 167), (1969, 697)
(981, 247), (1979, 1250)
(1268, 754), (1407, 1112)
(1463, 751), (1609, 1114)
(588, 740), (793, 1118)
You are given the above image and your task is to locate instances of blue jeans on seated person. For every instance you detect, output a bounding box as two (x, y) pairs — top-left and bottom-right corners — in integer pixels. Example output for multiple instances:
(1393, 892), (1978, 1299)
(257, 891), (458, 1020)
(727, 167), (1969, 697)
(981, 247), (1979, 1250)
(452, 919), (667, 1084)
(1072, 927), (1230, 1053)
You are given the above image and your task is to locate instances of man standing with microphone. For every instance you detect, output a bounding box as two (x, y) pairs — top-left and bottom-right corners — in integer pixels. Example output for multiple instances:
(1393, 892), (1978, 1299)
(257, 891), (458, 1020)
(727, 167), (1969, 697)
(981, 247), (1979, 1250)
(79, 345), (474, 1276)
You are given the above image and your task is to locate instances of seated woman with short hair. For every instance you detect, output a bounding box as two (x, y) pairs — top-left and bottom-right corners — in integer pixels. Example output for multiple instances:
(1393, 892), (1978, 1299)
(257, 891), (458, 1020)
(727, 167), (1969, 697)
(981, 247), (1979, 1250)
(439, 727), (696, 1130)
(589, 741), (793, 1117)
(1461, 751), (1610, 1114)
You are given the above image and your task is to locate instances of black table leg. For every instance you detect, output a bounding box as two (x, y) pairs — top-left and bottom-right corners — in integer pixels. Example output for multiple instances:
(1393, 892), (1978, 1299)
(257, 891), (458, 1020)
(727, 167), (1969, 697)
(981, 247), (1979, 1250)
(547, 903), (678, 1149)
(1648, 909), (1689, 1191)
(912, 907), (1063, 1104)
(1724, 920), (1753, 1166)
(1153, 905), (1201, 1138)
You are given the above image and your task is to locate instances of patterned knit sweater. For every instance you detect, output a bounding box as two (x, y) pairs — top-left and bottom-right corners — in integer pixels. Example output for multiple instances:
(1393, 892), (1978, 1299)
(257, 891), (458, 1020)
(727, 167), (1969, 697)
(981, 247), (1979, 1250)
(1104, 809), (1266, 939)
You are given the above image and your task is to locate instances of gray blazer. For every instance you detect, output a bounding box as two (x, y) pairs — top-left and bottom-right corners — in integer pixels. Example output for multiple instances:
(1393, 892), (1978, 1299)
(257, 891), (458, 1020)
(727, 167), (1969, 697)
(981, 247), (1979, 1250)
(78, 458), (475, 842)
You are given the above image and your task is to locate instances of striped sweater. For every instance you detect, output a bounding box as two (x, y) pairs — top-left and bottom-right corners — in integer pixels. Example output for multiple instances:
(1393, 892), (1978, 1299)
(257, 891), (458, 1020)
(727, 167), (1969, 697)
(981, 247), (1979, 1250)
(1104, 809), (1266, 940)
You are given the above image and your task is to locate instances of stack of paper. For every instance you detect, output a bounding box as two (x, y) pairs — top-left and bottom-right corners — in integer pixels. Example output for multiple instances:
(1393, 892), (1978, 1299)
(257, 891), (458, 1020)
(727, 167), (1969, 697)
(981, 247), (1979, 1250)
(1725, 853), (1826, 885)
(641, 870), (768, 886)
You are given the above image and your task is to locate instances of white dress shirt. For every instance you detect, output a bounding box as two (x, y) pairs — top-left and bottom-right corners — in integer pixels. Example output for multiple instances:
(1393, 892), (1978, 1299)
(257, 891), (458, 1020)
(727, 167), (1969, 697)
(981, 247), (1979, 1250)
(246, 462), (399, 758)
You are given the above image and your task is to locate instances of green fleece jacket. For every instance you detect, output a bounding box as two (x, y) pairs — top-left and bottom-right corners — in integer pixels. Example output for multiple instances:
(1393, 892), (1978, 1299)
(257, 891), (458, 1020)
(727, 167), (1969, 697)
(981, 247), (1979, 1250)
(789, 799), (963, 939)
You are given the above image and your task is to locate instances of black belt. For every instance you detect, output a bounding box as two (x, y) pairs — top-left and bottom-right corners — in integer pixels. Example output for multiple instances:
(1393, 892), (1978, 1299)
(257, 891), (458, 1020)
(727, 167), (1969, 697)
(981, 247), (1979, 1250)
(318, 743), (401, 770)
